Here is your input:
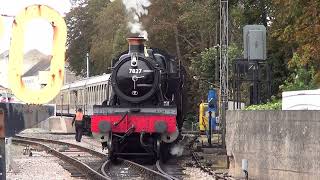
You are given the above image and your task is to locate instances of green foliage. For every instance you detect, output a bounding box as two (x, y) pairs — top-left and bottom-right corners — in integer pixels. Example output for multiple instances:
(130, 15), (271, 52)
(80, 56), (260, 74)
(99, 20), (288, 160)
(245, 98), (282, 110)
(280, 53), (317, 91)
(66, 0), (110, 76)
(66, 0), (128, 76)
(271, 0), (320, 85)
(190, 44), (242, 101)
(90, 1), (128, 74)
(183, 113), (198, 130)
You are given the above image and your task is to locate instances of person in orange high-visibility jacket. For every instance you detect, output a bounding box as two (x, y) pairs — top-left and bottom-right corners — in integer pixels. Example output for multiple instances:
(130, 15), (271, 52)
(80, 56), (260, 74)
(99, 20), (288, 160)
(72, 108), (84, 142)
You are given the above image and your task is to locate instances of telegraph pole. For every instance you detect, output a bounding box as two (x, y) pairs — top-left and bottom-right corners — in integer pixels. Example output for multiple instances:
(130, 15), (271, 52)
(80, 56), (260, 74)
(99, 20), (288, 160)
(220, 0), (229, 147)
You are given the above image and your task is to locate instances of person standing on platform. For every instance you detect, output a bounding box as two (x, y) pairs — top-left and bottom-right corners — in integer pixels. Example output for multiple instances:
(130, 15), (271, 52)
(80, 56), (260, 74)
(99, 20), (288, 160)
(72, 108), (84, 142)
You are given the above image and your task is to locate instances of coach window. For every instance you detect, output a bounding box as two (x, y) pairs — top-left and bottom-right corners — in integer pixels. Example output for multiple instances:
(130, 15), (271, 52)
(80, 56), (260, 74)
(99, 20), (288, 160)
(90, 86), (93, 105)
(85, 87), (88, 106)
(99, 85), (101, 103)
(81, 89), (83, 107)
(102, 84), (105, 102)
(106, 84), (109, 101)
(87, 87), (90, 105)
(78, 90), (81, 107)
(68, 91), (71, 108)
(88, 87), (91, 105)
(97, 85), (99, 104)
(102, 84), (104, 102)
(94, 85), (97, 105)
(97, 85), (100, 104)
(98, 85), (101, 104)
(94, 85), (99, 104)
(91, 86), (94, 105)
(101, 85), (104, 101)
(78, 90), (81, 109)
(81, 89), (85, 108)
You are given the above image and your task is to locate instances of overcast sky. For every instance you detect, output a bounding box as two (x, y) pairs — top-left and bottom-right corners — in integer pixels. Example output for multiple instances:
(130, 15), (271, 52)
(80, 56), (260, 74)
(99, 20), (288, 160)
(0, 0), (71, 55)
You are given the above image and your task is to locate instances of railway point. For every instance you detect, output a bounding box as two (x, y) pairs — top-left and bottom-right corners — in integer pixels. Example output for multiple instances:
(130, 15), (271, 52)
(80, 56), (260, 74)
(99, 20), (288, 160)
(0, 0), (320, 180)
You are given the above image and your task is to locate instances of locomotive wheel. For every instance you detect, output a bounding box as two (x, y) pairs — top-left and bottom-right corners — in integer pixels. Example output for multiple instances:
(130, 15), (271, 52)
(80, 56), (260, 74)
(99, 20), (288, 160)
(108, 134), (118, 161)
(158, 141), (169, 163)
(156, 139), (161, 160)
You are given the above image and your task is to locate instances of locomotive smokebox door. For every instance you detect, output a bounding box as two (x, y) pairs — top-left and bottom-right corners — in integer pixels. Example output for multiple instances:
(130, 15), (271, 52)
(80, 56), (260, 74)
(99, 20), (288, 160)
(111, 37), (160, 103)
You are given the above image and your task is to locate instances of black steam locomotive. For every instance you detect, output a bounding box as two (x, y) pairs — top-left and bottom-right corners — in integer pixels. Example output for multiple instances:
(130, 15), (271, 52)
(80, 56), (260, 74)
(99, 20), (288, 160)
(91, 37), (185, 160)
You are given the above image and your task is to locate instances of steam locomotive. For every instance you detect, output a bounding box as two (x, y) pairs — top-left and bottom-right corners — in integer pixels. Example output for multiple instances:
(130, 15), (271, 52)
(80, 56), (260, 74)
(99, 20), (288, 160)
(91, 37), (185, 160)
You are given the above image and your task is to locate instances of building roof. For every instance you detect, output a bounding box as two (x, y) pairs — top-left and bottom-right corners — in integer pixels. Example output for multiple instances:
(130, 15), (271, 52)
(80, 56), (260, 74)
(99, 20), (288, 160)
(22, 57), (51, 77)
(0, 50), (9, 59)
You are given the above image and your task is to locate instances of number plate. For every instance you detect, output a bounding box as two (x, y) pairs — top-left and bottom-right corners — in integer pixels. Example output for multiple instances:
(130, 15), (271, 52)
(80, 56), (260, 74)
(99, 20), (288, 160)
(129, 69), (142, 74)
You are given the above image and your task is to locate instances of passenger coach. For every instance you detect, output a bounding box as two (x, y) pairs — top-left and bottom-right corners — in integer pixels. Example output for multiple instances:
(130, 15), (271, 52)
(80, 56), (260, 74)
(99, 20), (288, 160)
(53, 74), (111, 116)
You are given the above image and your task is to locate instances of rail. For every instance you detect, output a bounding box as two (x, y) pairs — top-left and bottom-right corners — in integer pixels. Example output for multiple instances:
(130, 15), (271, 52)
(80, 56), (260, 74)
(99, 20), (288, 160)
(192, 152), (234, 180)
(101, 158), (172, 180)
(12, 136), (110, 180)
(155, 160), (180, 180)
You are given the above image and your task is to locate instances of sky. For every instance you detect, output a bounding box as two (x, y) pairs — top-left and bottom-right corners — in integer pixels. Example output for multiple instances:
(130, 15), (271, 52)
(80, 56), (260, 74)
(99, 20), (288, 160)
(0, 0), (71, 55)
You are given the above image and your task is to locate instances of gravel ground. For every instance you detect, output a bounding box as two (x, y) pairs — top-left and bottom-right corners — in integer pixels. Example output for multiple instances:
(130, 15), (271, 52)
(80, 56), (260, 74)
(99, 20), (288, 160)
(7, 128), (106, 180)
(6, 144), (78, 180)
(183, 166), (216, 180)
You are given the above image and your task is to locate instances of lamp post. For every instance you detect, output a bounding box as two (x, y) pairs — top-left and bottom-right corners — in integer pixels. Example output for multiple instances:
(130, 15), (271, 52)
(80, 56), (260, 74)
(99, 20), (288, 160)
(86, 53), (90, 78)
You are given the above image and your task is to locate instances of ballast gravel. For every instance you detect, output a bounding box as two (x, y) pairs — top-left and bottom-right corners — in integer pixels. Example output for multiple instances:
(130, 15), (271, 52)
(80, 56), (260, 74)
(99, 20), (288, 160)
(6, 145), (78, 180)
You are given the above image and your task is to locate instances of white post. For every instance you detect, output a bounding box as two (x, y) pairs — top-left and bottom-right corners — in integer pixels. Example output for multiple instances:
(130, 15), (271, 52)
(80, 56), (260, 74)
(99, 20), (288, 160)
(86, 53), (89, 78)
(5, 138), (11, 172)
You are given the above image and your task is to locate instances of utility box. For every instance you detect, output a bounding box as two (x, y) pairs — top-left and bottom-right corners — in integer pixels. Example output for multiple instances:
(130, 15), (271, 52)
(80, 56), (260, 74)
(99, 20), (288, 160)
(243, 25), (267, 60)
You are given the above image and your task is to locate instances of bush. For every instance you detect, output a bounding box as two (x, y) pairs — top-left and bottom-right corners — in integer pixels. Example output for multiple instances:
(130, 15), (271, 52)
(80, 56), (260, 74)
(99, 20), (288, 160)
(245, 99), (282, 110)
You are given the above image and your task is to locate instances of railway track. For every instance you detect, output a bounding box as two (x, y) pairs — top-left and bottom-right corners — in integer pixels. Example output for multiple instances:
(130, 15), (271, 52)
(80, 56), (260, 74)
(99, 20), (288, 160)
(12, 135), (182, 180)
(155, 160), (181, 180)
(12, 135), (111, 180)
(192, 152), (234, 180)
(101, 158), (179, 180)
(12, 134), (235, 180)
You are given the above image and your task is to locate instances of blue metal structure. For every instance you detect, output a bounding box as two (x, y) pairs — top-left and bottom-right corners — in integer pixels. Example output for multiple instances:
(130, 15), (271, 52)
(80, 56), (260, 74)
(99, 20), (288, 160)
(207, 89), (217, 146)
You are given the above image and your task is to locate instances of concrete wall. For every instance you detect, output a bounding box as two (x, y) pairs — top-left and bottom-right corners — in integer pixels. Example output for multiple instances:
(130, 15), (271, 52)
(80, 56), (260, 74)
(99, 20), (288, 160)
(0, 103), (55, 136)
(226, 110), (320, 180)
(35, 116), (75, 133)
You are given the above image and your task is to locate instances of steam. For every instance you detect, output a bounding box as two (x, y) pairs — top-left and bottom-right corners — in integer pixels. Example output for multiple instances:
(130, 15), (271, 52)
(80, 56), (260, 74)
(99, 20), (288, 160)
(170, 144), (184, 157)
(110, 0), (151, 39)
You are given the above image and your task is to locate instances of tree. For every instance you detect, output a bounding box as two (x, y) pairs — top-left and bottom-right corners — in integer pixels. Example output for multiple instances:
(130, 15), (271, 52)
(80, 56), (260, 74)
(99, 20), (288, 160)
(280, 53), (317, 91)
(190, 44), (242, 105)
(65, 0), (110, 76)
(271, 0), (320, 85)
(90, 0), (128, 74)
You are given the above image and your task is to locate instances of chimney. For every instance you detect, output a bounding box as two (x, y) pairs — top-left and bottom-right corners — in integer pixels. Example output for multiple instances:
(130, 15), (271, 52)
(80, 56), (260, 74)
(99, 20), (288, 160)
(127, 37), (146, 54)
